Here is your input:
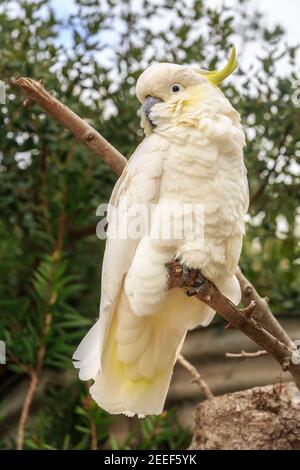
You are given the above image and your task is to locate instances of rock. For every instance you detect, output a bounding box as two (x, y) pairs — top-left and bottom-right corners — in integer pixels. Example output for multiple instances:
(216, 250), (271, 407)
(190, 382), (300, 450)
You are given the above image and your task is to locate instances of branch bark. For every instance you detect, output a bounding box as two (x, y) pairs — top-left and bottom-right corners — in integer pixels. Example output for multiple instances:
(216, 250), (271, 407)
(16, 77), (300, 393)
(167, 260), (300, 390)
(177, 354), (214, 400)
(236, 267), (293, 348)
(16, 370), (38, 450)
(16, 312), (52, 450)
(226, 350), (268, 359)
(16, 233), (62, 449)
(15, 78), (127, 176)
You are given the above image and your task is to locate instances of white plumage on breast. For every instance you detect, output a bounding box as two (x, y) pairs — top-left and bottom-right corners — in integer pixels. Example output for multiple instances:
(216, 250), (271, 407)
(157, 103), (247, 279)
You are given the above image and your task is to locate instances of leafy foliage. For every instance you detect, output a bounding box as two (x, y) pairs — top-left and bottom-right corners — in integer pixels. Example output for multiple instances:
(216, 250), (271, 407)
(0, 0), (299, 450)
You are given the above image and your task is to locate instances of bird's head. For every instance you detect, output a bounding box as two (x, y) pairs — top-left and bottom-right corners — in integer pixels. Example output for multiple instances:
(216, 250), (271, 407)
(136, 47), (238, 135)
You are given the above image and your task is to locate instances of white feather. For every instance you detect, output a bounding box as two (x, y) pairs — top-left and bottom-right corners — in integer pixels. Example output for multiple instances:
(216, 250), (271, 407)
(73, 320), (100, 380)
(73, 133), (167, 379)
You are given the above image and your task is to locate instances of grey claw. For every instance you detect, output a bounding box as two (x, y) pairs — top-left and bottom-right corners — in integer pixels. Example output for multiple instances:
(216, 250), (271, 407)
(196, 271), (206, 284)
(185, 282), (205, 297)
(182, 264), (191, 286)
(185, 289), (195, 297)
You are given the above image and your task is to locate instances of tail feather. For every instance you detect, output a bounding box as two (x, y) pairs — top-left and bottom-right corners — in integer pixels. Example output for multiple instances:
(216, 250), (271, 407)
(73, 320), (101, 381)
(88, 287), (213, 416)
(73, 274), (240, 416)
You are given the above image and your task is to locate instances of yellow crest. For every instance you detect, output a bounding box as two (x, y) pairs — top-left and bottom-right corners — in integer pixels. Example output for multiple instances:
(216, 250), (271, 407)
(199, 47), (238, 86)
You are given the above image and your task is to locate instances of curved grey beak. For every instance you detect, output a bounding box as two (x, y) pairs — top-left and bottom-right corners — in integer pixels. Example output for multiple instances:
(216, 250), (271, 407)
(142, 95), (162, 126)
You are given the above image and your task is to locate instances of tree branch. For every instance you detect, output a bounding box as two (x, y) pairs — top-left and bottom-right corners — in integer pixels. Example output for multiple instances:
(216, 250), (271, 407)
(236, 267), (293, 348)
(16, 77), (300, 392)
(226, 350), (268, 359)
(15, 77), (127, 176)
(16, 370), (38, 450)
(177, 354), (214, 400)
(16, 240), (62, 449)
(167, 260), (300, 390)
(16, 312), (52, 450)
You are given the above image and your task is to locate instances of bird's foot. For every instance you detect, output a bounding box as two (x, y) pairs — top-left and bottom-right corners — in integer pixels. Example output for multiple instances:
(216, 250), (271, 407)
(185, 271), (206, 297)
(174, 260), (206, 297)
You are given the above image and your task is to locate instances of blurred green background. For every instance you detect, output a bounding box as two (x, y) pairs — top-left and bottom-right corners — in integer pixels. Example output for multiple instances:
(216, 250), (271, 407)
(0, 0), (299, 450)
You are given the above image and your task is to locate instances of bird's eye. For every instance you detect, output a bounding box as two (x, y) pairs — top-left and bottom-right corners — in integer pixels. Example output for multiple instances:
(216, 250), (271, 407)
(171, 84), (182, 93)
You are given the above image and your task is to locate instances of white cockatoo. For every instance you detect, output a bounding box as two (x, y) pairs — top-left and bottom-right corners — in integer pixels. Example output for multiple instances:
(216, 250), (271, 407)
(73, 48), (249, 417)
